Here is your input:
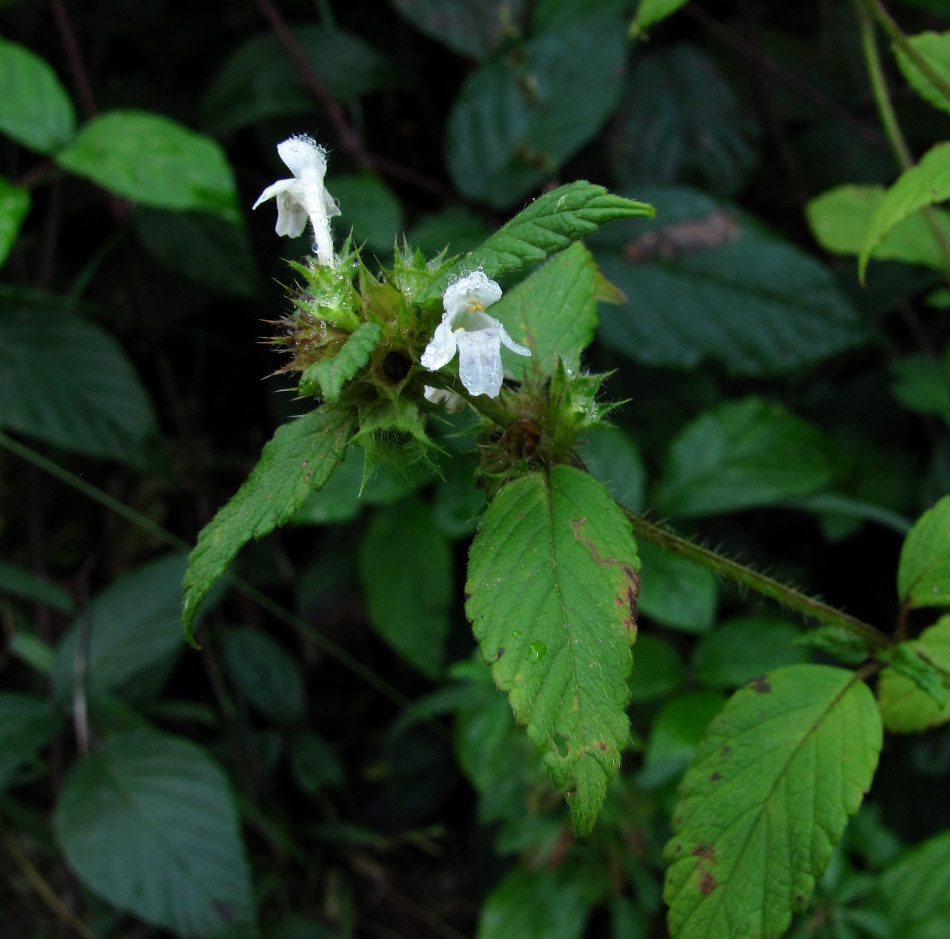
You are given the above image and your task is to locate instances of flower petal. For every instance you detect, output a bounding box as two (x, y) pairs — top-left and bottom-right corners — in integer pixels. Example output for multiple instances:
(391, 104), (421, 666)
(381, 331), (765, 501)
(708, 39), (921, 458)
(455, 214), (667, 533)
(252, 178), (295, 210)
(277, 135), (325, 179)
(274, 190), (310, 238)
(499, 327), (532, 357)
(443, 270), (502, 317)
(420, 318), (458, 371)
(456, 328), (505, 397)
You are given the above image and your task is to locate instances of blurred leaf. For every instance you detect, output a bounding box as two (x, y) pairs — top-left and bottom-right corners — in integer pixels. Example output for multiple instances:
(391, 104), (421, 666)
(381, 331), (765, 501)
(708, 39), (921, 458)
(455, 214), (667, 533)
(358, 496), (452, 677)
(859, 142), (950, 280)
(898, 495), (950, 609)
(664, 665), (882, 939)
(881, 829), (950, 937)
(0, 37), (75, 153)
(578, 424), (647, 514)
(223, 627), (305, 726)
(0, 176), (29, 267)
(466, 466), (640, 835)
(300, 323), (382, 402)
(491, 241), (599, 372)
(183, 407), (355, 642)
(637, 539), (718, 633)
(392, 0), (528, 60)
(654, 397), (839, 517)
(608, 45), (758, 195)
(56, 111), (239, 221)
(595, 187), (867, 376)
(425, 181), (655, 301)
(891, 347), (950, 426)
(288, 733), (345, 796)
(133, 208), (259, 297)
(52, 555), (187, 706)
(807, 184), (950, 271)
(408, 206), (491, 257)
(895, 31), (950, 115)
(432, 454), (487, 538)
(691, 616), (809, 689)
(446, 16), (627, 207)
(627, 635), (685, 704)
(199, 26), (391, 136)
(632, 0), (692, 33)
(331, 174), (403, 254)
(0, 693), (62, 787)
(878, 623), (950, 731)
(0, 301), (157, 466)
(55, 731), (258, 938)
(0, 559), (74, 613)
(641, 690), (726, 787)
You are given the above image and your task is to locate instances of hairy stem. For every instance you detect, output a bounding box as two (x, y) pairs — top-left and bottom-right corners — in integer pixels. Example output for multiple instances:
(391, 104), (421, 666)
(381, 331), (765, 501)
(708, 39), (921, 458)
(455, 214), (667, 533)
(623, 510), (893, 651)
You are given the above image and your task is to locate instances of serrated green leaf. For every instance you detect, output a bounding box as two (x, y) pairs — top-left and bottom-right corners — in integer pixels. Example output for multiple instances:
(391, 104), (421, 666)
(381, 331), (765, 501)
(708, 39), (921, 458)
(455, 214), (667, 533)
(0, 38), (75, 153)
(0, 693), (63, 787)
(0, 302), (157, 466)
(664, 664), (882, 939)
(632, 0), (692, 32)
(392, 0), (528, 60)
(881, 830), (950, 938)
(637, 539), (718, 633)
(489, 241), (598, 373)
(0, 176), (29, 267)
(466, 465), (640, 835)
(595, 187), (865, 376)
(898, 495), (950, 609)
(423, 182), (654, 303)
(223, 627), (306, 725)
(56, 111), (239, 221)
(358, 496), (452, 678)
(895, 31), (950, 115)
(878, 617), (950, 731)
(446, 18), (627, 208)
(807, 184), (950, 271)
(300, 322), (382, 401)
(55, 731), (258, 938)
(608, 45), (758, 196)
(53, 555), (186, 706)
(182, 407), (355, 642)
(793, 627), (871, 667)
(859, 142), (950, 280)
(654, 397), (839, 518)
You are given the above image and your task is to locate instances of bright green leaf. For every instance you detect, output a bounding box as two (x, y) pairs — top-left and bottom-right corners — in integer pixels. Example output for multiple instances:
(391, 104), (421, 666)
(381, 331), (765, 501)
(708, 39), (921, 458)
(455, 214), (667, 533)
(878, 617), (950, 731)
(466, 465), (640, 835)
(0, 38), (75, 153)
(392, 0), (529, 60)
(632, 0), (692, 33)
(596, 187), (865, 376)
(446, 17), (628, 207)
(55, 731), (258, 938)
(859, 142), (950, 280)
(664, 665), (882, 939)
(608, 45), (757, 196)
(424, 182), (654, 303)
(300, 322), (382, 402)
(0, 302), (157, 466)
(895, 31), (950, 115)
(358, 496), (452, 677)
(691, 616), (809, 689)
(56, 111), (239, 220)
(490, 241), (599, 373)
(881, 830), (950, 938)
(637, 539), (718, 632)
(0, 693), (62, 787)
(223, 627), (306, 726)
(53, 555), (186, 706)
(0, 176), (29, 267)
(182, 407), (355, 642)
(807, 183), (950, 271)
(654, 397), (839, 517)
(898, 495), (950, 609)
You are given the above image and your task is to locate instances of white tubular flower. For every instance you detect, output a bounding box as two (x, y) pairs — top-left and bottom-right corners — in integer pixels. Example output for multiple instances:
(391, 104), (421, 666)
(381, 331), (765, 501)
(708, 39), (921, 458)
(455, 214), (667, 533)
(252, 135), (340, 266)
(420, 270), (531, 398)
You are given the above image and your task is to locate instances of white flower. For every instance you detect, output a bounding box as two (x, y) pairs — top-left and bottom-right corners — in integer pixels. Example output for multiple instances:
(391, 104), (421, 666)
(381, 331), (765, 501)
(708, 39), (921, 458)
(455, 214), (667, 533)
(420, 271), (531, 398)
(252, 135), (340, 266)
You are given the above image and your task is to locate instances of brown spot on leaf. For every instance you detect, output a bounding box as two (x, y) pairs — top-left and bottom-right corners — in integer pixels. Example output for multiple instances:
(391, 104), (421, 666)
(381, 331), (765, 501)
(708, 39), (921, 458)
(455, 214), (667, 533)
(710, 771), (721, 782)
(699, 872), (718, 896)
(749, 674), (772, 694)
(598, 741), (608, 752)
(692, 843), (716, 861)
(721, 745), (731, 755)
(496, 647), (505, 660)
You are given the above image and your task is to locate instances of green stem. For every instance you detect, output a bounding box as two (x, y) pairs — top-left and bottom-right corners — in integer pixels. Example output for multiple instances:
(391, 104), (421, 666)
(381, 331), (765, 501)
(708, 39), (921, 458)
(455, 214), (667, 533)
(0, 430), (411, 710)
(856, 1), (950, 284)
(623, 510), (893, 651)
